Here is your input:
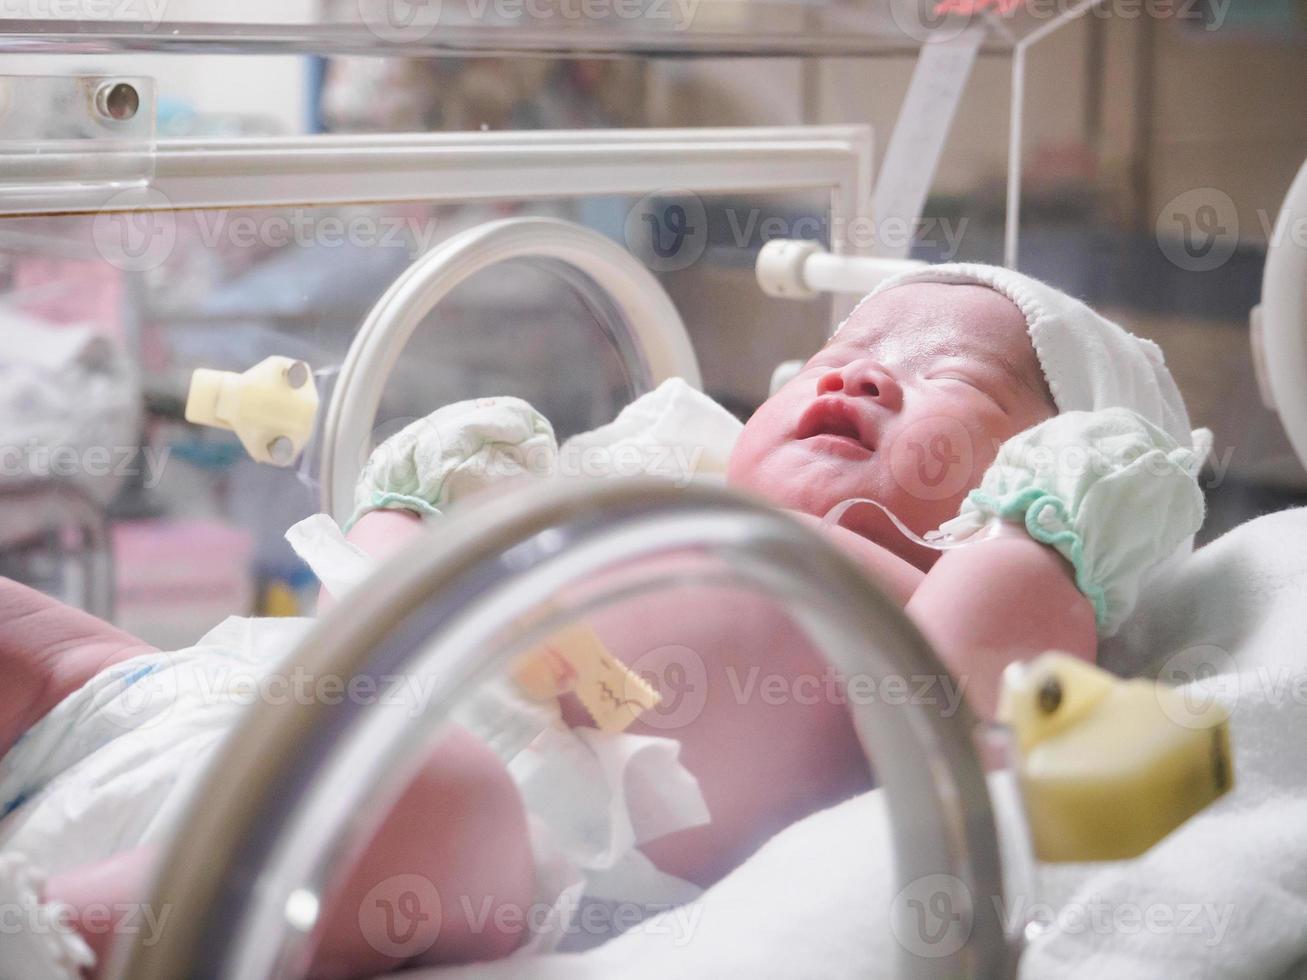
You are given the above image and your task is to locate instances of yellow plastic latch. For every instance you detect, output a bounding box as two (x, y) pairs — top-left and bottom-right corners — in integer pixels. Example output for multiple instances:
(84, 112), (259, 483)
(184, 356), (319, 467)
(998, 652), (1234, 863)
(513, 623), (661, 732)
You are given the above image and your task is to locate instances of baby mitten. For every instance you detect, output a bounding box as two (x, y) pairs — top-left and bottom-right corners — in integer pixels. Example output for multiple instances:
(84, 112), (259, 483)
(933, 407), (1205, 635)
(350, 396), (557, 529)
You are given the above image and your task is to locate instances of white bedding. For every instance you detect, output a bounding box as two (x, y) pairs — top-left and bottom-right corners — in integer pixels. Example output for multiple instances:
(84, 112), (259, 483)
(408, 507), (1307, 980)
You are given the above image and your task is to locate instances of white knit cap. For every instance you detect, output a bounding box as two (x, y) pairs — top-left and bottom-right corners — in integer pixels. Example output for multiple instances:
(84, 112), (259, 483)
(855, 262), (1212, 459)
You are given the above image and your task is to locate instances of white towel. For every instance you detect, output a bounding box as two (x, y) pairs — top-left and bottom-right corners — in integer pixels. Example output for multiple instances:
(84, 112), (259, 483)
(1024, 509), (1307, 977)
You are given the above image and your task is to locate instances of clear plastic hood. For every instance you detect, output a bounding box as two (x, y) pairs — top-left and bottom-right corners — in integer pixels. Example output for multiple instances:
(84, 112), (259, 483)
(0, 0), (1095, 59)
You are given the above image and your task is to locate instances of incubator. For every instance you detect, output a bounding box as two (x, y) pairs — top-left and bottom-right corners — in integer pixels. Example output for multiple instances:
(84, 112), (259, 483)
(0, 4), (1303, 980)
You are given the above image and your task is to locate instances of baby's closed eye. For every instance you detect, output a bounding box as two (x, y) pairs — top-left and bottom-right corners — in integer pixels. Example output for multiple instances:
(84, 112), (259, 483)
(926, 370), (1010, 412)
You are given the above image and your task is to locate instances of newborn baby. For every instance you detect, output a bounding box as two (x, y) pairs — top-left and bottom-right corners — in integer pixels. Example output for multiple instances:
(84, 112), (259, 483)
(0, 264), (1208, 979)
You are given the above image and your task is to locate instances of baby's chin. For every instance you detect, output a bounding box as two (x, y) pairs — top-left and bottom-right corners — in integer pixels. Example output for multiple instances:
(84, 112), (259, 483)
(727, 456), (947, 571)
(726, 453), (842, 518)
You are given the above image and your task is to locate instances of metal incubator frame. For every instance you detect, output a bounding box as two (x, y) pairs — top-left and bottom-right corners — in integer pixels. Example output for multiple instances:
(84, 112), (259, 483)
(318, 216), (702, 523)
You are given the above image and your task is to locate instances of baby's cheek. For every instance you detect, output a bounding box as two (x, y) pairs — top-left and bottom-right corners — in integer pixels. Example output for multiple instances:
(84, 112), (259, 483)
(881, 413), (986, 512)
(727, 397), (796, 486)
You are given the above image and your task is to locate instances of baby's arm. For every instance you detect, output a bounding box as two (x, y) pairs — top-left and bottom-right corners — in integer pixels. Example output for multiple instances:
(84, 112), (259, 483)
(786, 511), (925, 606)
(0, 578), (157, 758)
(315, 509), (425, 612)
(905, 534), (1097, 720)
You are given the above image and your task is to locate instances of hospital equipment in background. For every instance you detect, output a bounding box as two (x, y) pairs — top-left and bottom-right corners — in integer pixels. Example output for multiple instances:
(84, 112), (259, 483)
(0, 5), (1300, 978)
(0, 479), (115, 620)
(1252, 157), (1307, 473)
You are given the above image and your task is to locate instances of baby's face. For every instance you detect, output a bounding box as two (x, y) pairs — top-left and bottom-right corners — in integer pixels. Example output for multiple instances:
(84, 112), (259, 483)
(727, 283), (1055, 567)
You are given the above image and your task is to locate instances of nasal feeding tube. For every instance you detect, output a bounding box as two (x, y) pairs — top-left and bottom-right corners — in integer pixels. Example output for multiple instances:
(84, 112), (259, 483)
(820, 496), (1009, 551)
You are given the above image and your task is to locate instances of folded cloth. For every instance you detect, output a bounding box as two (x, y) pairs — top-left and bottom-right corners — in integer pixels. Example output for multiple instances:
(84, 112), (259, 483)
(0, 310), (139, 505)
(558, 378), (742, 485)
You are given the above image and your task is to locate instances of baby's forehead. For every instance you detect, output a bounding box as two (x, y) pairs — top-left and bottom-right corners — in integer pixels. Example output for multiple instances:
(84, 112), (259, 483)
(829, 283), (1031, 363)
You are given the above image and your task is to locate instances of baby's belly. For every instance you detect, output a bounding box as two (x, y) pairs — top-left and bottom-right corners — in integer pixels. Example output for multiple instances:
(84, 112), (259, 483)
(580, 584), (875, 886)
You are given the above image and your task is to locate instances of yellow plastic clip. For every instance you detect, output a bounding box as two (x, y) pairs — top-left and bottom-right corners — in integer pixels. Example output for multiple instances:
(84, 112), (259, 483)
(998, 652), (1233, 862)
(513, 623), (661, 732)
(184, 356), (319, 467)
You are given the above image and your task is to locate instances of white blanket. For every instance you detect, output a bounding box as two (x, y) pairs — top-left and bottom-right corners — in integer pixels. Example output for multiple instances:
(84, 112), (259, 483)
(411, 507), (1307, 980)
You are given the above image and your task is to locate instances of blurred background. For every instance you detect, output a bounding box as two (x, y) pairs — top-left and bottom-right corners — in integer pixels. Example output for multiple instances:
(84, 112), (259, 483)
(0, 0), (1303, 642)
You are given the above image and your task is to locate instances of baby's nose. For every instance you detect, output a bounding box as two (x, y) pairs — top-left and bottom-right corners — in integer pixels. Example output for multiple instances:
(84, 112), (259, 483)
(817, 360), (902, 409)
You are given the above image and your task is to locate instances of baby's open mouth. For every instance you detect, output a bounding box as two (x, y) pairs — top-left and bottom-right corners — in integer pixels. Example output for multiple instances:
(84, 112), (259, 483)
(795, 398), (876, 453)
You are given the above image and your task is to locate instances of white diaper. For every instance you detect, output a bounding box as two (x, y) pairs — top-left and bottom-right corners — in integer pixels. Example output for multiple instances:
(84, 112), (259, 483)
(0, 615), (313, 979)
(0, 615), (313, 874)
(0, 560), (708, 967)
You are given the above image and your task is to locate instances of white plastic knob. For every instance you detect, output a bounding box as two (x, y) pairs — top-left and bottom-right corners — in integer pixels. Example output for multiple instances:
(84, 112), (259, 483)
(185, 356), (320, 467)
(756, 239), (822, 299)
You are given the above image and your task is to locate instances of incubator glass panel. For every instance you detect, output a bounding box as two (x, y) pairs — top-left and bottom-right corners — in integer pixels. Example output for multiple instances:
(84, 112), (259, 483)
(101, 480), (1002, 980)
(0, 1), (1087, 58)
(0, 187), (832, 644)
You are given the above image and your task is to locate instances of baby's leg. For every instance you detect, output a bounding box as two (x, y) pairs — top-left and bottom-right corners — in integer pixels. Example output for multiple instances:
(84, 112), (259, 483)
(0, 577), (156, 757)
(43, 727), (534, 980)
(311, 725), (534, 977)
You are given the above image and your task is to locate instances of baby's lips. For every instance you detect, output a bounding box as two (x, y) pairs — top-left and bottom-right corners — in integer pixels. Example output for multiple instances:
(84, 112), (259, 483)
(795, 397), (879, 451)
